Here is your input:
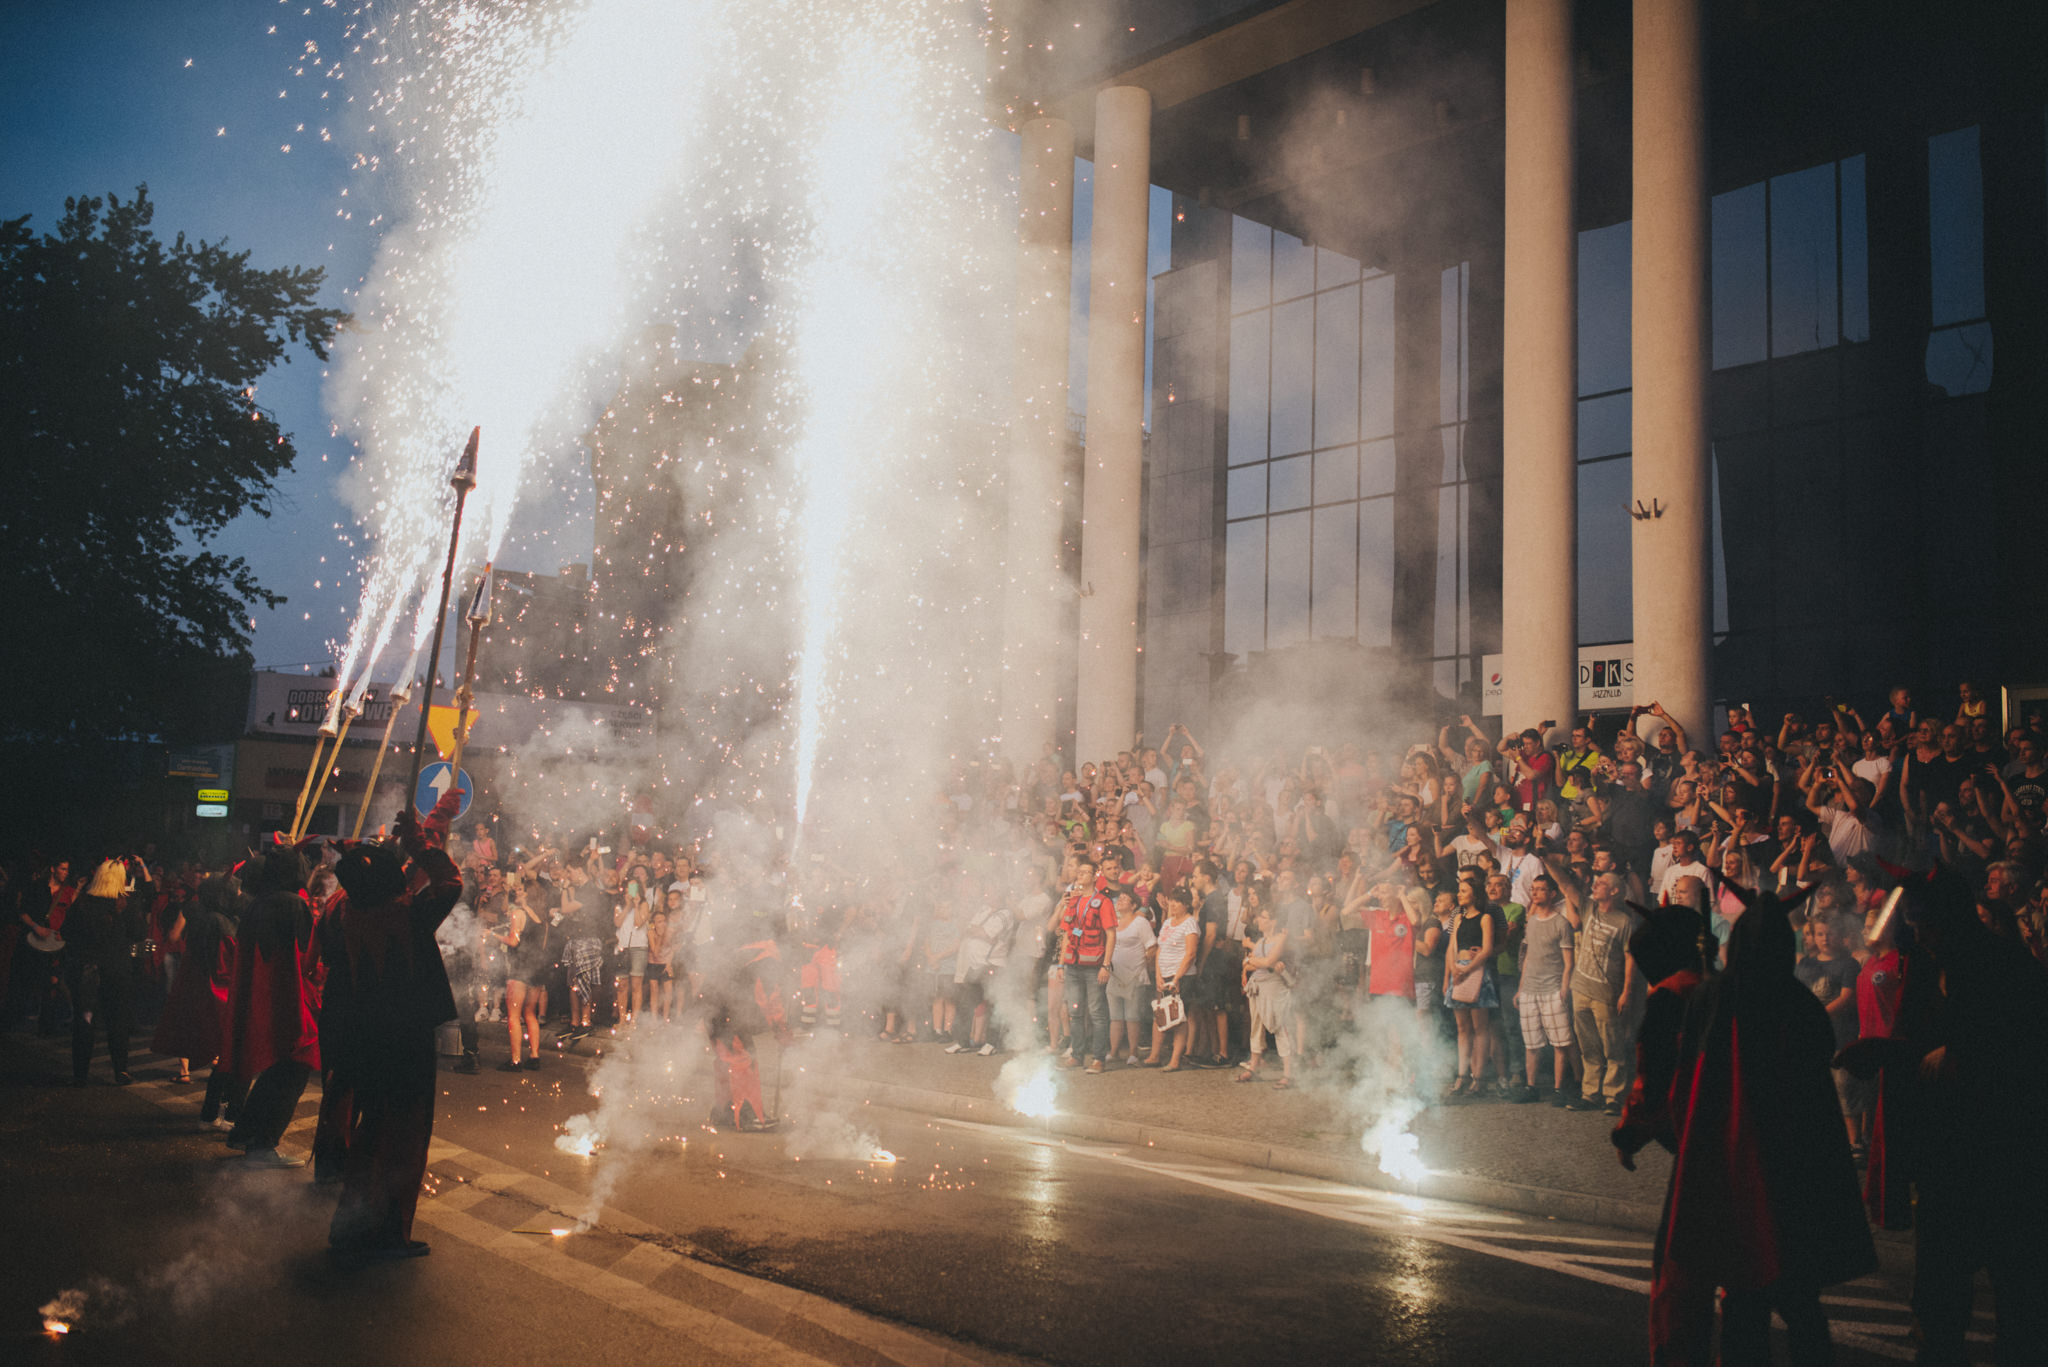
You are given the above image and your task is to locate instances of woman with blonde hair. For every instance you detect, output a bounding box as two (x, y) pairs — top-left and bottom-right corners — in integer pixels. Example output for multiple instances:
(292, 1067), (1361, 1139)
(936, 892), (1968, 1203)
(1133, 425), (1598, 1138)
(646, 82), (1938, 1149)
(66, 858), (147, 1086)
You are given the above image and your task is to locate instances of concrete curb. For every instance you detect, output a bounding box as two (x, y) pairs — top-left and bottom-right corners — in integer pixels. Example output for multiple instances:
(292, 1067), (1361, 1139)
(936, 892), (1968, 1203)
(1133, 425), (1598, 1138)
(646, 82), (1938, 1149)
(844, 1075), (1667, 1234)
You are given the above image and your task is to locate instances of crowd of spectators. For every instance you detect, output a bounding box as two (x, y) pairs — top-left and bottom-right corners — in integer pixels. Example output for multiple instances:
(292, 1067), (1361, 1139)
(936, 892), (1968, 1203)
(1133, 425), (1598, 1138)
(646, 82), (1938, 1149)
(7, 682), (2046, 1170)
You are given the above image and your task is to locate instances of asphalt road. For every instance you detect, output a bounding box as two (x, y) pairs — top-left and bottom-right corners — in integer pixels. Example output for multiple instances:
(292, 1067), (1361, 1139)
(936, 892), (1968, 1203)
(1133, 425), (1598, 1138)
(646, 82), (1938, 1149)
(0, 1022), (1984, 1366)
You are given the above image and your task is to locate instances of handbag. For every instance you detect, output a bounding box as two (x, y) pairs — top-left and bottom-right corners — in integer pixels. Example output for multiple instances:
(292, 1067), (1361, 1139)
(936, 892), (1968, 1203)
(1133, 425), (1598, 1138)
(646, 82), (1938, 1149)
(1450, 951), (1485, 1004)
(1152, 990), (1186, 1031)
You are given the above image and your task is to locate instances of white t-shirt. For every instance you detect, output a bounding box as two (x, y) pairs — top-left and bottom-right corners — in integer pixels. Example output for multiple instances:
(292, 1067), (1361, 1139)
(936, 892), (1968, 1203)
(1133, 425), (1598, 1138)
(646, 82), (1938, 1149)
(1500, 851), (1543, 908)
(1657, 859), (1714, 904)
(1156, 915), (1199, 981)
(1821, 805), (1877, 861)
(616, 897), (649, 951)
(1448, 833), (1500, 869)
(1110, 915), (1156, 978)
(1850, 756), (1891, 790)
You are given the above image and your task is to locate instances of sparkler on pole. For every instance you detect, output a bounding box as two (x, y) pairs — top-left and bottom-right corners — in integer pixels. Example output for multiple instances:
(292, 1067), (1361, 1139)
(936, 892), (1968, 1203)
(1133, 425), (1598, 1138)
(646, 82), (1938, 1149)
(296, 694), (363, 841)
(448, 566), (494, 772)
(351, 642), (422, 840)
(406, 428), (481, 804)
(287, 689), (342, 841)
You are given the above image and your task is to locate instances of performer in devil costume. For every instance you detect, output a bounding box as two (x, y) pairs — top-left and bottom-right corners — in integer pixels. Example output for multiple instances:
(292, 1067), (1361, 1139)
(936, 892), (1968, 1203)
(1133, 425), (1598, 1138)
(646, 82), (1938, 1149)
(152, 873), (246, 1129)
(222, 846), (321, 1168)
(1836, 868), (2048, 1365)
(321, 791), (464, 1258)
(1615, 885), (1874, 1365)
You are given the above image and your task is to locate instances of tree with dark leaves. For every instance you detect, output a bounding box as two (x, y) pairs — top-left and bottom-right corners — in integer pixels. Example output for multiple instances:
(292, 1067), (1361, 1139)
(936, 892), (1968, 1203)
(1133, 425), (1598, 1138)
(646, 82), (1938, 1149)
(0, 186), (343, 744)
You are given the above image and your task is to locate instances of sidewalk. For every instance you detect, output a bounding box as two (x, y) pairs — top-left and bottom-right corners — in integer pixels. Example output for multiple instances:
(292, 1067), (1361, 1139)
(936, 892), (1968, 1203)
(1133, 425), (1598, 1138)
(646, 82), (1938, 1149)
(810, 1036), (1675, 1232)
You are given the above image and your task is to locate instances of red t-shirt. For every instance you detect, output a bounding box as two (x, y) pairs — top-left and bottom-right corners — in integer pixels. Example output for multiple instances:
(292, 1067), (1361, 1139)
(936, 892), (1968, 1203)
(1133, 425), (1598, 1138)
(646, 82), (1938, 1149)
(1513, 751), (1556, 812)
(1366, 905), (1417, 998)
(1856, 949), (1903, 1039)
(1059, 889), (1117, 967)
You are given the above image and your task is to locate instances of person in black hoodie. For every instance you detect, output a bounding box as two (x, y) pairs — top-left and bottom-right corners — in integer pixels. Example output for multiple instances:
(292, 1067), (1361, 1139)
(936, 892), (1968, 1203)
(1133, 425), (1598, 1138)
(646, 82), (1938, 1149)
(64, 858), (148, 1085)
(323, 790), (464, 1258)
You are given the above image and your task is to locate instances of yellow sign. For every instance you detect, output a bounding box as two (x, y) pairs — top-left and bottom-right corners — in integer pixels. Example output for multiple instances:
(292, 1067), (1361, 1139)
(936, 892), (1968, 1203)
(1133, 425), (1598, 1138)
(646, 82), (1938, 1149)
(426, 704), (463, 759)
(197, 788), (230, 803)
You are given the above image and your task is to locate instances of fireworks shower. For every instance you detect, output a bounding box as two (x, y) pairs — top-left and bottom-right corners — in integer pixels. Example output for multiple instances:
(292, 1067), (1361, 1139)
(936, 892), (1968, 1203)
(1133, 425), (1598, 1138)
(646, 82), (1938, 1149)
(325, 0), (1010, 845)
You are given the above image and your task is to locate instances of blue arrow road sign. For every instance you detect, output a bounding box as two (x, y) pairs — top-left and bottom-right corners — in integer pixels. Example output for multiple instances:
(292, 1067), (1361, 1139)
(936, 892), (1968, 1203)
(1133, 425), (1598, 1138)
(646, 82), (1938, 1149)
(414, 761), (474, 821)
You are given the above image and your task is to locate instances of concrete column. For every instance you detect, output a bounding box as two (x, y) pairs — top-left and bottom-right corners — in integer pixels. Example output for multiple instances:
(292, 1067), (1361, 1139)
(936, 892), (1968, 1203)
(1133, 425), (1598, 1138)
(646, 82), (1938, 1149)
(999, 117), (1076, 764)
(1075, 87), (1150, 767)
(1501, 0), (1578, 736)
(1631, 0), (1713, 743)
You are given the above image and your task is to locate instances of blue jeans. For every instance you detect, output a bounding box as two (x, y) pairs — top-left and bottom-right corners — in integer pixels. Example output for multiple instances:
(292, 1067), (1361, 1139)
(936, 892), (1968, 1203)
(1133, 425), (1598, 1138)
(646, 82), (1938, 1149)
(1062, 968), (1109, 1062)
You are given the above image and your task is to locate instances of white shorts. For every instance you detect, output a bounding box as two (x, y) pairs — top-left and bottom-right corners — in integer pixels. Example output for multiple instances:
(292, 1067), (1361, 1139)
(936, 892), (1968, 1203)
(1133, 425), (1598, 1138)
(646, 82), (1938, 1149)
(1518, 988), (1574, 1048)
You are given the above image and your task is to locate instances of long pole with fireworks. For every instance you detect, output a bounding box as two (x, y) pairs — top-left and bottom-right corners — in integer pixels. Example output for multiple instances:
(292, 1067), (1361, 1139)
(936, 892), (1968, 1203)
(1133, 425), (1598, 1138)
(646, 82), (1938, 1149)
(448, 567), (493, 772)
(293, 684), (364, 841)
(350, 641), (423, 840)
(406, 428), (482, 804)
(285, 688), (341, 840)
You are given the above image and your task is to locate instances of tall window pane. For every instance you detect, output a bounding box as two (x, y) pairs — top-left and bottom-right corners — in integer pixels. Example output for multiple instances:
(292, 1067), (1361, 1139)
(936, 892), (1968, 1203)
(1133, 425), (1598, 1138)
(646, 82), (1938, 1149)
(1358, 498), (1395, 650)
(1267, 511), (1312, 647)
(1224, 520), (1267, 655)
(1577, 458), (1633, 643)
(1841, 154), (1870, 343)
(1231, 215), (1270, 312)
(1270, 298), (1314, 456)
(1227, 311), (1268, 465)
(1712, 183), (1767, 368)
(1360, 274), (1397, 437)
(1315, 284), (1360, 448)
(1273, 230), (1315, 302)
(1441, 262), (1470, 424)
(1769, 163), (1838, 356)
(1928, 126), (1985, 326)
(1579, 221), (1632, 393)
(1578, 392), (1631, 460)
(1433, 484), (1464, 660)
(1312, 503), (1358, 639)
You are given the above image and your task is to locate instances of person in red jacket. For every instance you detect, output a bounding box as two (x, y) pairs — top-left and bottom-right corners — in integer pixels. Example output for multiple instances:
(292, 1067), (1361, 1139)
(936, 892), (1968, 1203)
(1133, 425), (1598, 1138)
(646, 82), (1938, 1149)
(221, 846), (321, 1168)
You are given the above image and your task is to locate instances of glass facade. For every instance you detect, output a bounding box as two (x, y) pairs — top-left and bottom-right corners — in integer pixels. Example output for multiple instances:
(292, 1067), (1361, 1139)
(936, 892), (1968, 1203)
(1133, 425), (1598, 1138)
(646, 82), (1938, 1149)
(1223, 216), (1400, 659)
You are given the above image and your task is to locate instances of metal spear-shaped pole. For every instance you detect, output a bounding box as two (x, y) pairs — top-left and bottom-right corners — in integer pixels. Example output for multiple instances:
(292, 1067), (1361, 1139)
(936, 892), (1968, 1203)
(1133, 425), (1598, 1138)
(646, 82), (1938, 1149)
(406, 428), (480, 807)
(448, 566), (493, 772)
(351, 641), (422, 840)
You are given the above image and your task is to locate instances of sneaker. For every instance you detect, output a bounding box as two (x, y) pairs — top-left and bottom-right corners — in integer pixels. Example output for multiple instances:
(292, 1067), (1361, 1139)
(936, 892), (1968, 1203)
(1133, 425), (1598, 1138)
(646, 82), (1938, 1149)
(1508, 1084), (1541, 1104)
(1085, 1059), (1104, 1074)
(1547, 1089), (1570, 1108)
(114, 1071), (134, 1086)
(1565, 1095), (1601, 1112)
(496, 1060), (523, 1073)
(943, 1043), (965, 1054)
(1125, 1054), (1141, 1067)
(242, 1147), (307, 1169)
(1057, 1055), (1081, 1070)
(521, 1057), (542, 1071)
(453, 1053), (480, 1075)
(475, 1007), (490, 1023)
(1602, 1099), (1624, 1116)
(977, 1043), (996, 1057)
